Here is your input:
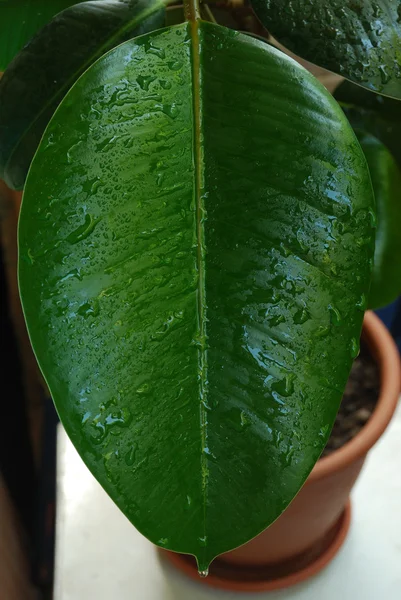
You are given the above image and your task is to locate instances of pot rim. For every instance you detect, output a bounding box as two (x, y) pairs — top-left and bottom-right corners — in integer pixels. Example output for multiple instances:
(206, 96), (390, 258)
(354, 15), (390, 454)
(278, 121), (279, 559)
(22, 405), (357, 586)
(308, 310), (401, 482)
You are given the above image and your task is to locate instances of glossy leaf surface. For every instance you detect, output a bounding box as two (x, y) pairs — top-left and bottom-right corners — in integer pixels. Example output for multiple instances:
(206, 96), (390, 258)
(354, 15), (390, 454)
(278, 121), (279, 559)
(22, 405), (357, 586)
(0, 0), (165, 190)
(19, 22), (374, 570)
(251, 0), (401, 99)
(0, 0), (80, 70)
(356, 133), (401, 309)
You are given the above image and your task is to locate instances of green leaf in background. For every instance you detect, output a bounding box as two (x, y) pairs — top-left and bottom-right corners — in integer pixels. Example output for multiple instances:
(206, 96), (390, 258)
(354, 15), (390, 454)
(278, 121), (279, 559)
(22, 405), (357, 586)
(334, 81), (401, 308)
(356, 132), (401, 309)
(251, 0), (401, 99)
(0, 0), (165, 190)
(0, 0), (81, 70)
(335, 79), (401, 166)
(19, 22), (374, 571)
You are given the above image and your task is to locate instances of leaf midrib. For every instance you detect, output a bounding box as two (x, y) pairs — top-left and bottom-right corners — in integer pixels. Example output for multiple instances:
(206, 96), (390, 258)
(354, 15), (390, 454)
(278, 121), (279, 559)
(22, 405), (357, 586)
(190, 18), (209, 563)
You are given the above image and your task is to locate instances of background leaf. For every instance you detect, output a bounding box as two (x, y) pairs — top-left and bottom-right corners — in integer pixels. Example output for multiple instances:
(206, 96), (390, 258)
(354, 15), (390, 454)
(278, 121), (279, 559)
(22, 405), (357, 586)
(251, 0), (401, 99)
(0, 0), (165, 190)
(19, 23), (374, 570)
(0, 0), (81, 70)
(335, 79), (401, 166)
(356, 132), (401, 309)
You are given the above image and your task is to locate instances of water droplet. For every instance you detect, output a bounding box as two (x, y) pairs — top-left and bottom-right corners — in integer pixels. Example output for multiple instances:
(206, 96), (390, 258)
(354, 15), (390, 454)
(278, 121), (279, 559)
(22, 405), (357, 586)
(136, 383), (150, 395)
(240, 410), (251, 429)
(66, 213), (101, 244)
(368, 207), (377, 228)
(329, 305), (342, 326)
(144, 41), (165, 59)
(319, 424), (330, 438)
(350, 337), (360, 358)
(198, 536), (208, 547)
(356, 293), (367, 311)
(378, 65), (390, 85)
(268, 314), (285, 326)
(66, 140), (83, 164)
(158, 538), (169, 547)
(159, 79), (171, 89)
(27, 248), (35, 264)
(314, 326), (330, 338)
(125, 444), (137, 466)
(203, 447), (216, 462)
(279, 242), (291, 257)
(58, 267), (83, 283)
(271, 375), (294, 397)
(294, 307), (310, 325)
(78, 299), (99, 319)
(81, 411), (91, 425)
(162, 103), (179, 119)
(167, 60), (183, 71)
(285, 447), (295, 466)
(372, 3), (381, 18)
(137, 74), (156, 91)
(199, 569), (209, 578)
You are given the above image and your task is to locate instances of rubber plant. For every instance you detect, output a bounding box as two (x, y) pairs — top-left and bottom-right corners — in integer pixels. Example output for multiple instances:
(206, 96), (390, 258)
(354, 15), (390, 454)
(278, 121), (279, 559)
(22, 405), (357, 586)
(0, 0), (400, 575)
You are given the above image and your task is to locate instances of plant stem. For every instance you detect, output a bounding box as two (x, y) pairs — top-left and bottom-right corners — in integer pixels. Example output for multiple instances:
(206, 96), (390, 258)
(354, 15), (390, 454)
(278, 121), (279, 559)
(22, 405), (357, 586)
(201, 4), (217, 24)
(184, 0), (201, 22)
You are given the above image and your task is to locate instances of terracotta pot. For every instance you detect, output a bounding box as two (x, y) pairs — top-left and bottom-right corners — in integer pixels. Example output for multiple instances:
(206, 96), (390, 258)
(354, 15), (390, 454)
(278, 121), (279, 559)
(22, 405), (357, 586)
(164, 311), (401, 591)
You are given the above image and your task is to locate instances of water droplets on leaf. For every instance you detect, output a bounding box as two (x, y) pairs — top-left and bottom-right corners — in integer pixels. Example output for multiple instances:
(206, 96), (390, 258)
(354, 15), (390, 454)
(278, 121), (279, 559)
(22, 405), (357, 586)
(167, 60), (183, 71)
(267, 313), (285, 326)
(162, 103), (180, 120)
(78, 299), (99, 319)
(319, 424), (330, 438)
(294, 307), (310, 325)
(279, 242), (291, 257)
(271, 375), (295, 398)
(240, 410), (251, 430)
(329, 305), (342, 326)
(125, 444), (137, 466)
(136, 383), (151, 395)
(137, 74), (156, 91)
(203, 446), (216, 462)
(368, 207), (377, 228)
(66, 213), (101, 245)
(144, 40), (165, 59)
(66, 140), (83, 164)
(57, 267), (83, 284)
(159, 79), (171, 90)
(378, 65), (390, 85)
(356, 293), (367, 312)
(185, 495), (192, 511)
(81, 411), (91, 425)
(350, 337), (360, 359)
(314, 326), (330, 339)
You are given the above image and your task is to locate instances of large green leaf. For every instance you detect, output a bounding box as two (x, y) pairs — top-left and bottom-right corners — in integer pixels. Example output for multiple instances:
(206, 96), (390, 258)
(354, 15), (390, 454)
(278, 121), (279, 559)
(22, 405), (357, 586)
(0, 0), (81, 70)
(19, 22), (374, 571)
(356, 132), (401, 309)
(0, 0), (165, 190)
(251, 0), (401, 99)
(335, 80), (401, 166)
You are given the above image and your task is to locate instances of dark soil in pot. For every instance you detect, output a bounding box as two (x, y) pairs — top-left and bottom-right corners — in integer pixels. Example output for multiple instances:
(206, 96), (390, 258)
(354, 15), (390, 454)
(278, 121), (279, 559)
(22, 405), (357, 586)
(322, 341), (380, 457)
